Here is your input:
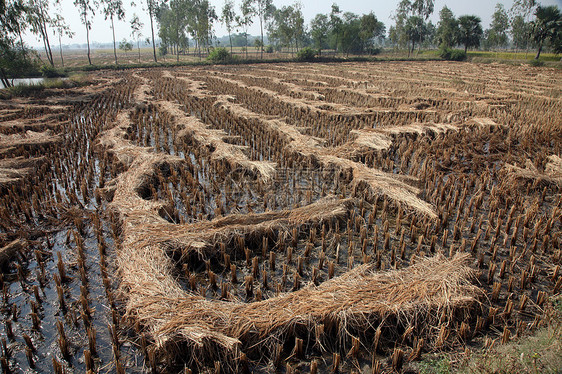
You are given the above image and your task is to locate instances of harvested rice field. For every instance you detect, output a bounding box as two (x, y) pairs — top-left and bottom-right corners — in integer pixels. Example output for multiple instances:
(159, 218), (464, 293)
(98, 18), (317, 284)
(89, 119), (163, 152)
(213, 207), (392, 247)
(0, 61), (561, 373)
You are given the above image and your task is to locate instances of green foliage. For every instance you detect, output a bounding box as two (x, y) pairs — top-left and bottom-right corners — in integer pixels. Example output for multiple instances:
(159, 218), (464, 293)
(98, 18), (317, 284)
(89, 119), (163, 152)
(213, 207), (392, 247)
(264, 45), (273, 53)
(458, 15), (483, 52)
(207, 47), (233, 63)
(310, 13), (330, 53)
(511, 15), (532, 51)
(366, 47), (382, 55)
(309, 8), (385, 56)
(0, 42), (41, 86)
(531, 5), (561, 59)
(487, 3), (509, 49)
(268, 4), (305, 53)
(40, 64), (61, 78)
(436, 6), (459, 49)
(418, 355), (451, 374)
(459, 297), (562, 374)
(296, 47), (317, 61)
(529, 58), (545, 66)
(439, 47), (466, 61)
(4, 76), (88, 97)
(119, 39), (133, 52)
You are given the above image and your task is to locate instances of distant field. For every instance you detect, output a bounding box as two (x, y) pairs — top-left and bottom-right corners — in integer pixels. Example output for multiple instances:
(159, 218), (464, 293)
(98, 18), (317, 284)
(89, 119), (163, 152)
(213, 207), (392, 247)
(34, 46), (560, 72)
(467, 50), (560, 62)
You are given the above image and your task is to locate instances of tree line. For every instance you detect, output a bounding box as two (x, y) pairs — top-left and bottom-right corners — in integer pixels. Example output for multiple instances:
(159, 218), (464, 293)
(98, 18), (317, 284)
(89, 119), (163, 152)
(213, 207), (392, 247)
(1, 0), (561, 86)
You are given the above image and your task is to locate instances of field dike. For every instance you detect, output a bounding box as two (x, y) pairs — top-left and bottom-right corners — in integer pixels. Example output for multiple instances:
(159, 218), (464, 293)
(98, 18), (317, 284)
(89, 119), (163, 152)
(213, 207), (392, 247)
(97, 72), (483, 370)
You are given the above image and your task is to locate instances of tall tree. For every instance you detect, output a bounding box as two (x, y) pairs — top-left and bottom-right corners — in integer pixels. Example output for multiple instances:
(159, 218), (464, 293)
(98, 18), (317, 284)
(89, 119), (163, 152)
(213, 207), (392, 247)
(130, 13), (143, 63)
(157, 0), (191, 61)
(144, 0), (162, 62)
(192, 0), (217, 58)
(310, 13), (329, 55)
(436, 6), (458, 49)
(488, 3), (509, 50)
(101, 0), (125, 64)
(510, 0), (537, 55)
(28, 0), (54, 66)
(511, 15), (531, 51)
(3, 0), (29, 55)
(531, 5), (561, 59)
(411, 0), (434, 20)
(329, 3), (342, 54)
(340, 12), (361, 56)
(404, 15), (427, 56)
(220, 0), (236, 54)
(1, 0), (38, 87)
(359, 12), (386, 53)
(52, 13), (74, 67)
(410, 0), (434, 52)
(73, 0), (96, 65)
(290, 2), (305, 52)
(458, 15), (483, 53)
(268, 4), (303, 56)
(251, 0), (274, 59)
(237, 0), (254, 58)
(389, 0), (412, 50)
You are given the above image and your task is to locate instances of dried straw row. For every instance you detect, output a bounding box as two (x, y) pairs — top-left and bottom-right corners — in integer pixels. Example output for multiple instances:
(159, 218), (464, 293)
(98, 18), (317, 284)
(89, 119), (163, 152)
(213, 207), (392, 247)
(157, 99), (276, 182)
(502, 155), (562, 189)
(216, 98), (437, 218)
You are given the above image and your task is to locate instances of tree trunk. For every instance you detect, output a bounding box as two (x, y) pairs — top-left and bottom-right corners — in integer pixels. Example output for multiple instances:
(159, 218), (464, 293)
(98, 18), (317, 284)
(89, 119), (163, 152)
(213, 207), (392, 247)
(85, 12), (92, 65)
(17, 26), (26, 55)
(535, 43), (542, 60)
(259, 16), (264, 59)
(58, 33), (64, 67)
(38, 22), (54, 67)
(111, 16), (118, 64)
(229, 32), (232, 54)
(149, 8), (158, 62)
(0, 67), (11, 88)
(137, 39), (141, 63)
(42, 21), (54, 66)
(37, 2), (54, 66)
(464, 44), (468, 54)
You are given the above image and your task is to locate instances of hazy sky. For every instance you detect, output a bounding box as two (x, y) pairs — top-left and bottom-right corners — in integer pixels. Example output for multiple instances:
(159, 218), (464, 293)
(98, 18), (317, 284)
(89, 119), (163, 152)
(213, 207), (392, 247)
(23, 0), (562, 47)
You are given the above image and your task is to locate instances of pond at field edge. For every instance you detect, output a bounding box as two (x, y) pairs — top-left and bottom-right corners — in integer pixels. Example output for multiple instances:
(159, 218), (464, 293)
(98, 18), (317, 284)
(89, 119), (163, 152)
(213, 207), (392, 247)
(0, 77), (67, 89)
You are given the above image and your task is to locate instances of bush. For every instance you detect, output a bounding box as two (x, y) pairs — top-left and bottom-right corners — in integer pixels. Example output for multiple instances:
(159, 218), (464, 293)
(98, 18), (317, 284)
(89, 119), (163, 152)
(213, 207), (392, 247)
(40, 64), (62, 78)
(207, 47), (233, 63)
(439, 47), (467, 61)
(529, 59), (545, 67)
(265, 45), (274, 53)
(366, 47), (382, 55)
(296, 47), (317, 62)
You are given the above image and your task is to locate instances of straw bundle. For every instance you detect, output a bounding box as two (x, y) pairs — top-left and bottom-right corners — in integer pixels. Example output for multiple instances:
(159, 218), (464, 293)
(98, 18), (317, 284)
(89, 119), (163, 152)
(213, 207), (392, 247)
(98, 111), (153, 168)
(122, 248), (480, 367)
(157, 100), (276, 182)
(130, 196), (352, 255)
(0, 239), (26, 267)
(131, 72), (151, 103)
(502, 156), (562, 188)
(0, 157), (46, 188)
(338, 122), (458, 156)
(0, 130), (60, 155)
